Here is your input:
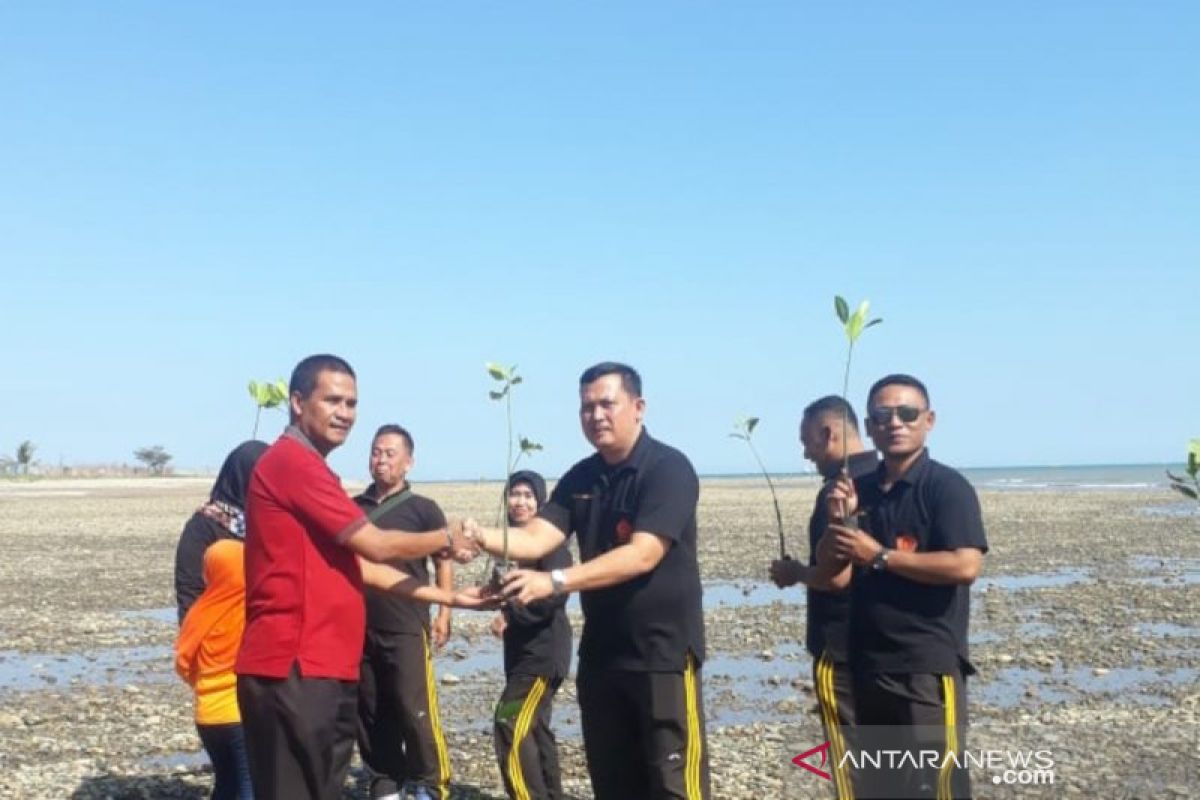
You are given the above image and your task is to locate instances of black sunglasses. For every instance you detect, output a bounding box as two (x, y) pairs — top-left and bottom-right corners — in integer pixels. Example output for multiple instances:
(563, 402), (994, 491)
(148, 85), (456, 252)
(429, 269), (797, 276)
(868, 405), (925, 425)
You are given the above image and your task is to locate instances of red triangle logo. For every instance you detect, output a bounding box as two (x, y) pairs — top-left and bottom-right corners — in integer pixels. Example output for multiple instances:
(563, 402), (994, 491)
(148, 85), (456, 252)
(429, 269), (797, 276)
(791, 741), (832, 781)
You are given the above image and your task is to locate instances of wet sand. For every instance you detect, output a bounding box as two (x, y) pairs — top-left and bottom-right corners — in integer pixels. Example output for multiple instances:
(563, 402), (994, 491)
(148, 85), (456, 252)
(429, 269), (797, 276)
(0, 477), (1196, 798)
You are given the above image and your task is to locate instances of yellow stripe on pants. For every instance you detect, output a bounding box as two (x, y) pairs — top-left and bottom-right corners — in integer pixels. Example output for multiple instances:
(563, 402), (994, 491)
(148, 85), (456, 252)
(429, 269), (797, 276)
(506, 676), (548, 800)
(817, 654), (855, 800)
(683, 653), (705, 800)
(938, 675), (958, 800)
(422, 630), (452, 800)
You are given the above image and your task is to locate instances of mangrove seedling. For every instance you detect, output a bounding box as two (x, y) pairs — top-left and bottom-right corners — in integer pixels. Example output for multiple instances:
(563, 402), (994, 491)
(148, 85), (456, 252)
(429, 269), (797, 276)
(248, 379), (288, 438)
(486, 362), (543, 573)
(730, 415), (787, 558)
(1166, 439), (1200, 504)
(834, 296), (882, 475)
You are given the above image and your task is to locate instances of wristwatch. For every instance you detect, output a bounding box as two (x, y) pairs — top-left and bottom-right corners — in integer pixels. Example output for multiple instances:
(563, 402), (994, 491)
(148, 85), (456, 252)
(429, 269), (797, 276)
(550, 569), (567, 596)
(870, 548), (891, 573)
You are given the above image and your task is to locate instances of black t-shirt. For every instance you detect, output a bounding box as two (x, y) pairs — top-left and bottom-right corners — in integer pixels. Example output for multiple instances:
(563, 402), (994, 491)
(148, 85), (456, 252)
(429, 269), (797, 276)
(805, 450), (879, 661)
(850, 450), (989, 675)
(354, 484), (447, 635)
(539, 429), (705, 672)
(503, 543), (574, 679)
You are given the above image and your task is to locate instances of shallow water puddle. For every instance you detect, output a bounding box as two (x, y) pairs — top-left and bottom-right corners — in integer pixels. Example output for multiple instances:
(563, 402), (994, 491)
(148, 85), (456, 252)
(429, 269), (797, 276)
(705, 580), (800, 608)
(976, 568), (1091, 591)
(1127, 555), (1200, 586)
(0, 645), (171, 691)
(976, 664), (1197, 709)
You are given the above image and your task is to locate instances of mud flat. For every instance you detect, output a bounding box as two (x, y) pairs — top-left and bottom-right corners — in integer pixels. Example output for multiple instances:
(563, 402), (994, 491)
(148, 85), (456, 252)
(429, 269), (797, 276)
(0, 478), (1196, 798)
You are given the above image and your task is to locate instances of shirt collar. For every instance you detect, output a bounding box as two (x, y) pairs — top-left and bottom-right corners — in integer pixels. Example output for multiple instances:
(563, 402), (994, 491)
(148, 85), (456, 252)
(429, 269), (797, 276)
(603, 427), (653, 474)
(284, 425), (321, 456)
(360, 480), (411, 505)
(847, 450), (880, 479)
(874, 447), (932, 486)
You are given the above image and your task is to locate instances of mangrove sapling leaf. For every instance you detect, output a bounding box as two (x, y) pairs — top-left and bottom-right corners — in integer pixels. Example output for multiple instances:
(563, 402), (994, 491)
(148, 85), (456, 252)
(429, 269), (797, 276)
(248, 378), (289, 438)
(835, 296), (850, 324)
(730, 415), (787, 558)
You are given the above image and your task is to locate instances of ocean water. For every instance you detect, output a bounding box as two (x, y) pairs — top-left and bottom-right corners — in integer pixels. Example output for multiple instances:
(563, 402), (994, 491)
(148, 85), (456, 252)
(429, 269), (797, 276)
(708, 463), (1182, 491)
(959, 463), (1176, 491)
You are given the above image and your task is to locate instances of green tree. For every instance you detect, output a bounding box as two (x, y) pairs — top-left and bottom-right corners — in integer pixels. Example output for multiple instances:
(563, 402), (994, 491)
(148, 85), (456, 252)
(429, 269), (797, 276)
(15, 440), (36, 475)
(133, 445), (173, 476)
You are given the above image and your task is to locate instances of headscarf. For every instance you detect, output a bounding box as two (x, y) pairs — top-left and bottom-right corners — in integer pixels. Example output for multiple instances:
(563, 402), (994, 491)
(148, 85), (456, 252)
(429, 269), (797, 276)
(506, 469), (547, 525)
(198, 440), (267, 538)
(174, 539), (246, 686)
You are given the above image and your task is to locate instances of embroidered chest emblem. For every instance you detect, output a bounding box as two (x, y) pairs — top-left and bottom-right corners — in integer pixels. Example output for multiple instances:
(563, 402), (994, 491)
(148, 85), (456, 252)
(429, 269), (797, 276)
(895, 533), (919, 552)
(615, 517), (634, 544)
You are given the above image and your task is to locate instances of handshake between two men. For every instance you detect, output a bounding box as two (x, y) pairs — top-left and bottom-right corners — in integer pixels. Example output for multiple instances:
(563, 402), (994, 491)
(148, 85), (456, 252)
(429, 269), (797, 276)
(359, 517), (563, 612)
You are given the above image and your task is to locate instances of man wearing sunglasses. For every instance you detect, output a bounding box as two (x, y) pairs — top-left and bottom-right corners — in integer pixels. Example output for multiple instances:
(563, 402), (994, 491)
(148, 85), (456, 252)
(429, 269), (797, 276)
(818, 374), (988, 799)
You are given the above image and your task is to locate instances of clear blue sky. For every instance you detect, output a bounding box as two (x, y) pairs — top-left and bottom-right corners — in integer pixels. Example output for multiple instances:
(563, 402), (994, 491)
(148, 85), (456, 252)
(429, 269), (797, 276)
(2, 2), (1196, 481)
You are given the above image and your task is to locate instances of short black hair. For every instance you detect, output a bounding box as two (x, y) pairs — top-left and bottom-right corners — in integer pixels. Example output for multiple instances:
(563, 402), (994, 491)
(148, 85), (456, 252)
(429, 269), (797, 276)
(373, 424), (414, 455)
(579, 362), (642, 398)
(289, 354), (356, 400)
(803, 395), (859, 434)
(866, 373), (931, 408)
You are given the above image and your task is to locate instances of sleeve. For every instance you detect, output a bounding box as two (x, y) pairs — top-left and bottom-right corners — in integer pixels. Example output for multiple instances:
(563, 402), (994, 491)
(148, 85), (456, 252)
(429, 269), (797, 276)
(632, 452), (699, 544)
(174, 516), (216, 624)
(422, 498), (448, 531)
(537, 465), (581, 539)
(283, 454), (367, 543)
(506, 544), (574, 626)
(929, 471), (989, 553)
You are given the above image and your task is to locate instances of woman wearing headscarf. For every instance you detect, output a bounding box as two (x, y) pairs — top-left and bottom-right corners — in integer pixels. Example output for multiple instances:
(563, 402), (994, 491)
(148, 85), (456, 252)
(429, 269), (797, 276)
(174, 441), (267, 623)
(176, 539), (255, 799)
(490, 470), (573, 800)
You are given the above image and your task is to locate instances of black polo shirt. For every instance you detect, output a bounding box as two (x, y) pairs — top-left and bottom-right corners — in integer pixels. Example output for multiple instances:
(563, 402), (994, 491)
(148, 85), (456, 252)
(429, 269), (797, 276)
(503, 543), (574, 679)
(850, 450), (988, 675)
(538, 429), (705, 672)
(805, 450), (879, 661)
(354, 483), (447, 635)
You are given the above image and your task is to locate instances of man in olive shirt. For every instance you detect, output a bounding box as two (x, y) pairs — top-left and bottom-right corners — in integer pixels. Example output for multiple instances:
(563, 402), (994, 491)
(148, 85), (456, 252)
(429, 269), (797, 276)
(469, 362), (710, 800)
(355, 425), (454, 800)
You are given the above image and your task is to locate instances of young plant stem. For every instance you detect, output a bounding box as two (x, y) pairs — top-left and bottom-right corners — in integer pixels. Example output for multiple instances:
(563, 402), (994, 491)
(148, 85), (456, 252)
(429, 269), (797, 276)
(500, 389), (514, 568)
(746, 437), (786, 558)
(252, 407), (262, 439)
(841, 340), (854, 475)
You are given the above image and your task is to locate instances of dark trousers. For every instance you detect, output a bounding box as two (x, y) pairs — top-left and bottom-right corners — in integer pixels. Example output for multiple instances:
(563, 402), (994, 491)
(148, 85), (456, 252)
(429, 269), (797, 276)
(196, 722), (254, 800)
(493, 673), (564, 800)
(576, 654), (711, 800)
(237, 665), (358, 800)
(358, 628), (451, 799)
(853, 671), (970, 800)
(813, 652), (856, 800)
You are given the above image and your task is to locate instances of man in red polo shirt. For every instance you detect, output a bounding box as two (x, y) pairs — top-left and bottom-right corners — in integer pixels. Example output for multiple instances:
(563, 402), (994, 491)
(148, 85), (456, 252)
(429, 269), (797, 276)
(236, 354), (479, 800)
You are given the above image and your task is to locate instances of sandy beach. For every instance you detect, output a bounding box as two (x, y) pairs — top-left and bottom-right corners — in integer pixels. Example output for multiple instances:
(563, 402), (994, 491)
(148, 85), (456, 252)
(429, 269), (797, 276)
(0, 477), (1196, 798)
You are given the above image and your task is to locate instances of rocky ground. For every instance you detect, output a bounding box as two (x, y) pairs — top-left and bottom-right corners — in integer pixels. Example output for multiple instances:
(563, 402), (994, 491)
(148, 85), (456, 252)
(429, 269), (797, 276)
(0, 477), (1196, 798)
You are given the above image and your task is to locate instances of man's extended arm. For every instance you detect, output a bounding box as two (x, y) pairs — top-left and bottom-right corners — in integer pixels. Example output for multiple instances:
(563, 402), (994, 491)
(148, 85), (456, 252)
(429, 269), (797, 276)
(346, 519), (475, 564)
(469, 516), (567, 562)
(501, 530), (669, 605)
